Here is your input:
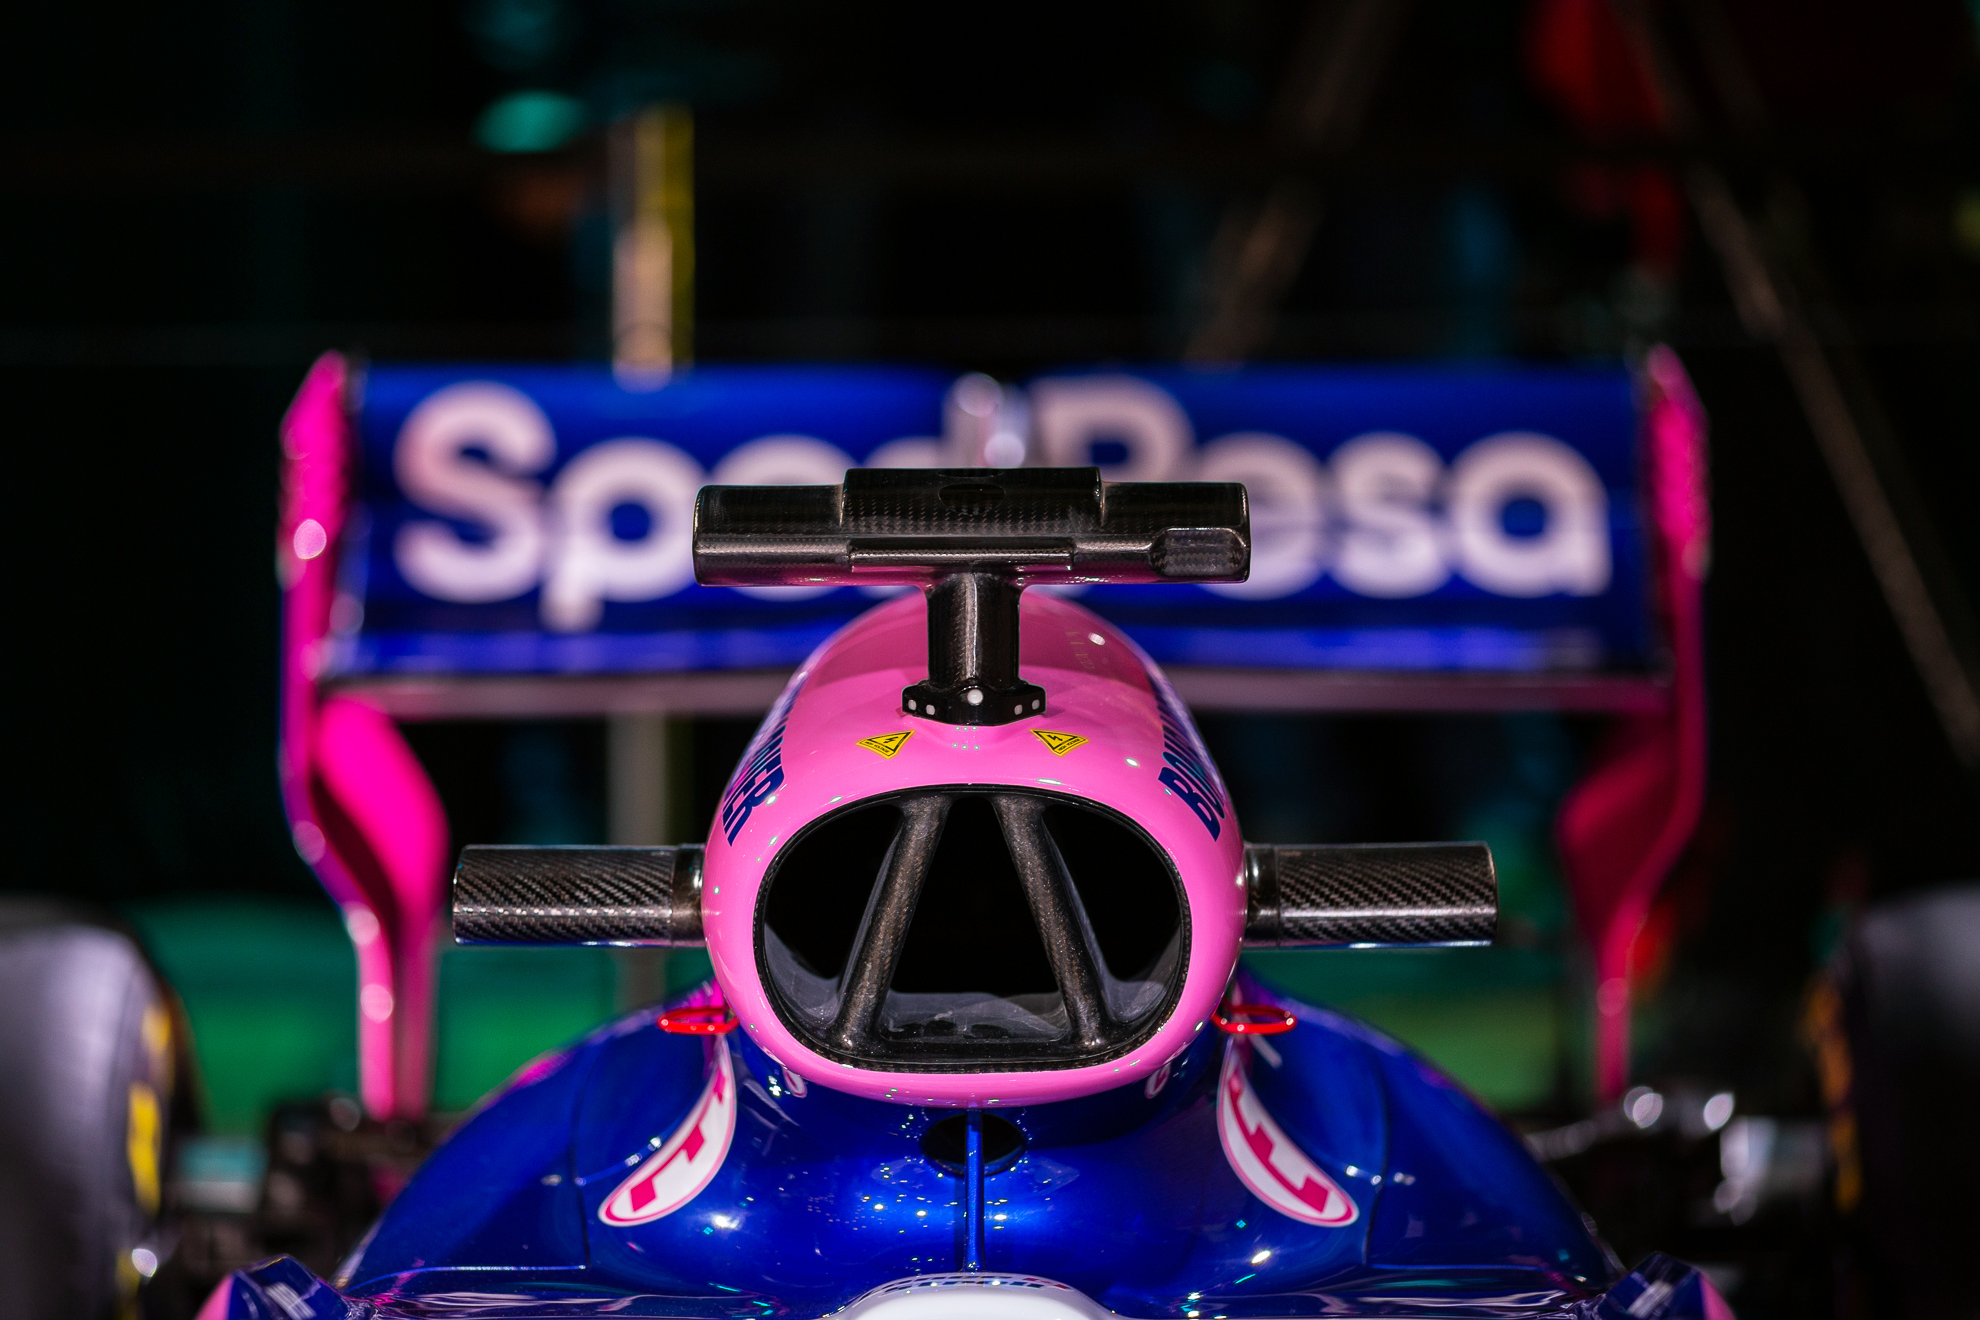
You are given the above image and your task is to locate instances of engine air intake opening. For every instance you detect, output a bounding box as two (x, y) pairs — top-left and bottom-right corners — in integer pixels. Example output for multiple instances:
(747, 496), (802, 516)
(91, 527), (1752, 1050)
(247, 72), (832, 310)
(890, 797), (1061, 1003)
(757, 789), (1186, 1072)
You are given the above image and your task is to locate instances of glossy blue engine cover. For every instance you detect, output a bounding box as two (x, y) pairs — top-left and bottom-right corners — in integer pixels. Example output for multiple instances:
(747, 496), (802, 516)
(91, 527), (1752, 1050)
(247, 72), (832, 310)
(331, 979), (1617, 1318)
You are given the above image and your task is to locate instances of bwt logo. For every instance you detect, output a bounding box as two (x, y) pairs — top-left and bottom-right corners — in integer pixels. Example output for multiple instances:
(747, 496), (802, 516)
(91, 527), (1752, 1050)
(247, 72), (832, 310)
(392, 374), (1613, 631)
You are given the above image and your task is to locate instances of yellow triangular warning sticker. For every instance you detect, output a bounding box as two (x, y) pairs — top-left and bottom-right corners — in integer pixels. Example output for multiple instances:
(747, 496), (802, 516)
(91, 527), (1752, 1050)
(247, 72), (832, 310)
(1031, 729), (1090, 756)
(857, 731), (914, 759)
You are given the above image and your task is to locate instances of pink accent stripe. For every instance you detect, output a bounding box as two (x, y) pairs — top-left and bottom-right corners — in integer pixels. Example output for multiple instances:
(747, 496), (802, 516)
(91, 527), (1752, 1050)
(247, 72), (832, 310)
(1557, 345), (1710, 1101)
(1700, 1271), (1739, 1320)
(600, 1042), (737, 1225)
(1216, 1042), (1358, 1227)
(192, 1277), (232, 1320)
(278, 354), (450, 1120)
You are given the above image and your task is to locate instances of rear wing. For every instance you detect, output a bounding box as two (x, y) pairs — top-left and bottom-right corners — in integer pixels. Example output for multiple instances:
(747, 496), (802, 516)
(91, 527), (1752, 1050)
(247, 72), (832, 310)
(277, 352), (1706, 1117)
(320, 361), (1672, 717)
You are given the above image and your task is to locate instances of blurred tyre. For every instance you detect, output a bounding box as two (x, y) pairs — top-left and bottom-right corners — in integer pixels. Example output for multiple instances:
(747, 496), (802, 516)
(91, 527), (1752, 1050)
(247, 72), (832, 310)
(0, 901), (176, 1320)
(1828, 881), (1980, 1320)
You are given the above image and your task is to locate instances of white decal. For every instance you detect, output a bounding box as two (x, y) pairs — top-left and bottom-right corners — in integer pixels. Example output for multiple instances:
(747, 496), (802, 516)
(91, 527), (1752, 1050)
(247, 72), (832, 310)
(946, 373), (1031, 468)
(1217, 1044), (1358, 1227)
(1330, 432), (1450, 599)
(541, 438), (702, 631)
(393, 382), (554, 602)
(599, 1043), (737, 1226)
(1447, 432), (1610, 597)
(838, 1273), (1113, 1320)
(387, 374), (1617, 618)
(863, 437), (946, 469)
(711, 436), (859, 601)
(711, 434), (855, 488)
(1031, 375), (1193, 481)
(1198, 432), (1328, 600)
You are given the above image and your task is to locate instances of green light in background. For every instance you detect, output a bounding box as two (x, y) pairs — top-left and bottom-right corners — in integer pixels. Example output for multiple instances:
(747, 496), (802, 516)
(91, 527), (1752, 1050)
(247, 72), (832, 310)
(476, 90), (586, 153)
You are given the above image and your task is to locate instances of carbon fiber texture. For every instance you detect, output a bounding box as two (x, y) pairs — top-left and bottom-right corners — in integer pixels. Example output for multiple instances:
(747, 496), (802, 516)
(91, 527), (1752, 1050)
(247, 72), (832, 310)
(1150, 527), (1247, 578)
(452, 845), (704, 946)
(693, 467), (1249, 588)
(1244, 842), (1496, 947)
(694, 469), (1248, 727)
(843, 468), (1104, 535)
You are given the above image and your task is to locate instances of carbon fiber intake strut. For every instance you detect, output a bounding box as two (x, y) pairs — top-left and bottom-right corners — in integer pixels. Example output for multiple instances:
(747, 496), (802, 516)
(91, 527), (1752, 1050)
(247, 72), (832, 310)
(452, 845), (705, 946)
(1242, 842), (1497, 947)
(693, 467), (1249, 726)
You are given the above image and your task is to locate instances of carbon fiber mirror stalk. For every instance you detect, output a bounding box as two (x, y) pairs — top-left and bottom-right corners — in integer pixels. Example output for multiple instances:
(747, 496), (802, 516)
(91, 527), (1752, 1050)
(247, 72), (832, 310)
(1242, 842), (1497, 948)
(452, 845), (705, 946)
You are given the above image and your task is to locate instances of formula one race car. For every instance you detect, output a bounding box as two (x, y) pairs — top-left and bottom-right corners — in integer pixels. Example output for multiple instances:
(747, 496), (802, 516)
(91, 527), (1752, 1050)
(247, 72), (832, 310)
(202, 468), (1732, 1320)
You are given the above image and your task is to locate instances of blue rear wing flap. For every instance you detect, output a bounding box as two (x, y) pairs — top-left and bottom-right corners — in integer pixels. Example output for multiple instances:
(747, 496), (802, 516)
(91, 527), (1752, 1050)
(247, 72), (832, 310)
(326, 362), (1671, 715)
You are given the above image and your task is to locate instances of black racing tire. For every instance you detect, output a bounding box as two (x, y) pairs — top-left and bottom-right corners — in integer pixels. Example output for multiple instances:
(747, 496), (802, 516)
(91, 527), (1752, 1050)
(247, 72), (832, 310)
(1835, 881), (1980, 1320)
(0, 901), (176, 1320)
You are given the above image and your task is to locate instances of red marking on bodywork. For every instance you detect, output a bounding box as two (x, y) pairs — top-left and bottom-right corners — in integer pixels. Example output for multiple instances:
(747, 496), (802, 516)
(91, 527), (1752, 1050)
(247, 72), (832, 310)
(1214, 1001), (1297, 1034)
(659, 1003), (738, 1034)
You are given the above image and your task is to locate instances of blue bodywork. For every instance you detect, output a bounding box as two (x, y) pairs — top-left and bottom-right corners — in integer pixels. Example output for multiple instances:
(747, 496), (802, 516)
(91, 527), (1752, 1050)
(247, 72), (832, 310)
(213, 977), (1728, 1319)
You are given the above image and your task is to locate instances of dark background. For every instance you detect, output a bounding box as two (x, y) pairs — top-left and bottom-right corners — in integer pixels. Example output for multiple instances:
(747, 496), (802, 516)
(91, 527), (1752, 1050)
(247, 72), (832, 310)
(6, 0), (1980, 1122)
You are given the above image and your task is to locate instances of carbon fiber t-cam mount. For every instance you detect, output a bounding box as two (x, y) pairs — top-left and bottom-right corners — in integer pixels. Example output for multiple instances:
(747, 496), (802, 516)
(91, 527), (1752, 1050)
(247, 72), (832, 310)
(692, 466), (1251, 726)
